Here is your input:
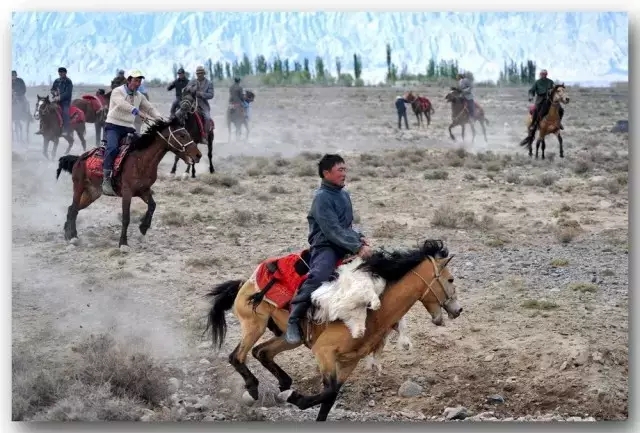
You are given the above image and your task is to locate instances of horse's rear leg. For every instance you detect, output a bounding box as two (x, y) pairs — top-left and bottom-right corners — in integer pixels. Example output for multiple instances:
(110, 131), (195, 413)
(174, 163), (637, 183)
(229, 310), (269, 402)
(252, 336), (301, 392)
(94, 123), (102, 146)
(541, 138), (546, 160)
(557, 133), (564, 158)
(279, 346), (359, 422)
(65, 180), (95, 241)
(77, 124), (87, 151)
(207, 132), (214, 173)
(42, 138), (49, 160)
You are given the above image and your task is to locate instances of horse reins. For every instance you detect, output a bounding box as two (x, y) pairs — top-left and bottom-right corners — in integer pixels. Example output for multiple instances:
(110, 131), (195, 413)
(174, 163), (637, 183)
(411, 256), (454, 307)
(142, 118), (195, 154)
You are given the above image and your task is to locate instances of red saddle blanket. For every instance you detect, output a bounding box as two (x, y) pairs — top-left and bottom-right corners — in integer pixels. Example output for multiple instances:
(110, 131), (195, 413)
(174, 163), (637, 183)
(254, 250), (344, 310)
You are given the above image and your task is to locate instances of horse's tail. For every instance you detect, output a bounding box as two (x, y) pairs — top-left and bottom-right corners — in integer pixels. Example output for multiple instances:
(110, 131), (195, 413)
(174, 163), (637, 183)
(56, 155), (79, 180)
(203, 279), (244, 349)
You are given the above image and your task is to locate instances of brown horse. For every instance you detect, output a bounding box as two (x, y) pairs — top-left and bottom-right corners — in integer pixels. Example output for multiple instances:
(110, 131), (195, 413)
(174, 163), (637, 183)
(403, 91), (435, 128)
(170, 87), (216, 178)
(55, 116), (202, 251)
(226, 90), (255, 142)
(518, 83), (570, 159)
(33, 94), (87, 160)
(71, 89), (109, 146)
(444, 88), (489, 143)
(204, 239), (463, 421)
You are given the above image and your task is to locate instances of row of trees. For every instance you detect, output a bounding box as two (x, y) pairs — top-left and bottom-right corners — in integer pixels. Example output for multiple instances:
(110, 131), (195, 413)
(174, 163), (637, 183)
(164, 49), (541, 87)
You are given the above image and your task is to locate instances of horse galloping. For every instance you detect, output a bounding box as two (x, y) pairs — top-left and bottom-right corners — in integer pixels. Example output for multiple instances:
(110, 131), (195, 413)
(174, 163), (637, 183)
(518, 83), (570, 159)
(404, 91), (435, 129)
(170, 87), (216, 177)
(71, 89), (109, 146)
(33, 93), (87, 160)
(226, 90), (255, 142)
(444, 88), (490, 143)
(12, 94), (32, 145)
(55, 116), (202, 250)
(204, 239), (463, 421)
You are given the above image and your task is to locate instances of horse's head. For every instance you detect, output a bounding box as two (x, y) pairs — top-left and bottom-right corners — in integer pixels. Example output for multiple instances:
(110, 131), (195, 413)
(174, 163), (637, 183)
(96, 88), (106, 96)
(34, 94), (53, 120)
(404, 91), (416, 103)
(444, 87), (463, 104)
(550, 83), (570, 105)
(149, 116), (202, 165)
(175, 87), (197, 121)
(411, 240), (462, 325)
(244, 90), (255, 103)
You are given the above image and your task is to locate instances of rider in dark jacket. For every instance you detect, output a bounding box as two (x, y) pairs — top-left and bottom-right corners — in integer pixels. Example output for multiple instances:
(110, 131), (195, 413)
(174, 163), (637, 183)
(111, 70), (127, 89)
(284, 154), (372, 345)
(167, 67), (189, 116)
(228, 77), (244, 104)
(528, 69), (564, 133)
(37, 67), (73, 140)
(11, 70), (29, 118)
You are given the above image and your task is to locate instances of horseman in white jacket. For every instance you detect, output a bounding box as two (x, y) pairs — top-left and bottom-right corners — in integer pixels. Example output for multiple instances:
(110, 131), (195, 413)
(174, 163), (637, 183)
(101, 69), (163, 196)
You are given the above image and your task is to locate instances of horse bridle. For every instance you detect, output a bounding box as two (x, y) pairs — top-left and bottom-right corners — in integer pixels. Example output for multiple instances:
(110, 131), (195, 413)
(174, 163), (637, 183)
(34, 98), (54, 120)
(142, 118), (196, 154)
(411, 256), (455, 307)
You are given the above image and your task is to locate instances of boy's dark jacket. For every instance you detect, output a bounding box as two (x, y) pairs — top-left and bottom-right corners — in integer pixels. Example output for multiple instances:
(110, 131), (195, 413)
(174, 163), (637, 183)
(307, 179), (363, 255)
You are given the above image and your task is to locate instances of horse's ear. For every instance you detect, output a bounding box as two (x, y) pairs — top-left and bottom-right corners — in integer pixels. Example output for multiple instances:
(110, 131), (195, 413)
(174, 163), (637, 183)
(440, 255), (454, 269)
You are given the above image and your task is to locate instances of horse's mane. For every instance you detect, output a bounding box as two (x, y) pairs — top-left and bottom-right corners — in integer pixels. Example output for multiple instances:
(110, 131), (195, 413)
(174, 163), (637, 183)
(354, 239), (449, 284)
(129, 116), (182, 151)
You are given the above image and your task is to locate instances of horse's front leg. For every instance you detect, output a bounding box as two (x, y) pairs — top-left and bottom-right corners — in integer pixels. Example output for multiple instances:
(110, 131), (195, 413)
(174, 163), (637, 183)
(207, 133), (215, 173)
(170, 154), (179, 175)
(558, 133), (564, 158)
(119, 188), (133, 251)
(470, 122), (477, 144)
(138, 189), (156, 236)
(448, 123), (456, 141)
(461, 124), (466, 142)
(94, 123), (102, 146)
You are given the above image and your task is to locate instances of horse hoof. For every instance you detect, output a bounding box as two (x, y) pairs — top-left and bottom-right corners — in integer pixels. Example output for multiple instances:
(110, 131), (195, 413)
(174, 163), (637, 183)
(119, 245), (130, 254)
(276, 389), (294, 404)
(241, 391), (257, 406)
(68, 237), (79, 246)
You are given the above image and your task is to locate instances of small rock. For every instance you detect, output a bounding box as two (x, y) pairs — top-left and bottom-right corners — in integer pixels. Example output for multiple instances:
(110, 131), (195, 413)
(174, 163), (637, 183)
(168, 377), (182, 393)
(205, 226), (217, 231)
(368, 400), (375, 407)
(444, 406), (468, 420)
(219, 388), (232, 396)
(199, 358), (211, 365)
(398, 380), (423, 397)
(560, 361), (568, 370)
(572, 350), (589, 366)
(484, 354), (495, 362)
(486, 394), (504, 404)
(198, 341), (212, 349)
(592, 351), (604, 363)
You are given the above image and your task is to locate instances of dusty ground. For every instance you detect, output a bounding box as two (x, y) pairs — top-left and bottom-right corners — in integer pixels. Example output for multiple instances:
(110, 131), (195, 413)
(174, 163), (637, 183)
(12, 82), (628, 422)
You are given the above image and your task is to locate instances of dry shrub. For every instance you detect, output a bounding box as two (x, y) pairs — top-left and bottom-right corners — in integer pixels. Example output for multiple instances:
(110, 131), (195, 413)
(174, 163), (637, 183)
(430, 204), (492, 230)
(572, 157), (593, 174)
(72, 334), (169, 407)
(203, 174), (239, 188)
(504, 170), (521, 184)
(13, 333), (169, 421)
(372, 220), (407, 238)
(555, 219), (582, 244)
(268, 185), (288, 194)
(423, 170), (449, 180)
(162, 210), (185, 226)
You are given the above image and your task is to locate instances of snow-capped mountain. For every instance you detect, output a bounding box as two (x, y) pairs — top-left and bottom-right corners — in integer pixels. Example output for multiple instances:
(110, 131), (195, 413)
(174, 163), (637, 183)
(11, 11), (628, 86)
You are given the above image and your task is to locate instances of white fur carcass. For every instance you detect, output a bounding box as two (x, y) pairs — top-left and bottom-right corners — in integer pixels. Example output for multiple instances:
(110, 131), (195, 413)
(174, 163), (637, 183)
(310, 257), (387, 339)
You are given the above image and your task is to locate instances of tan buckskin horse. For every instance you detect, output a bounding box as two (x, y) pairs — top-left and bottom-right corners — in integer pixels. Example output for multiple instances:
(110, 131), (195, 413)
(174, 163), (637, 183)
(518, 83), (570, 160)
(444, 87), (489, 143)
(204, 239), (463, 421)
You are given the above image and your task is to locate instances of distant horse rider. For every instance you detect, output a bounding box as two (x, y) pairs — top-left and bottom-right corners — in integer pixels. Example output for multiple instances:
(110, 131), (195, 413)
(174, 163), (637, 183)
(167, 67), (189, 116)
(456, 72), (475, 118)
(36, 66), (73, 141)
(528, 69), (564, 134)
(111, 69), (127, 89)
(229, 77), (244, 112)
(395, 95), (409, 129)
(101, 69), (163, 197)
(12, 70), (29, 118)
(185, 65), (214, 130)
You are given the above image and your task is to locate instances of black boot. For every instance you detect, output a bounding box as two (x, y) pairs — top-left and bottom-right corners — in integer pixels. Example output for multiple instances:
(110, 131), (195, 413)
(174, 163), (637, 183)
(284, 302), (310, 344)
